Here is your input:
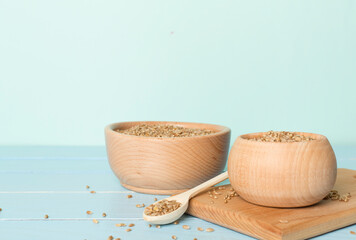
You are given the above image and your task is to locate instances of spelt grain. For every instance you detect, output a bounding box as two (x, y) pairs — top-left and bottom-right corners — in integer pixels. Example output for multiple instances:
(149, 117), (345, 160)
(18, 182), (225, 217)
(117, 124), (213, 138)
(250, 131), (314, 142)
(182, 225), (190, 230)
(144, 200), (181, 216)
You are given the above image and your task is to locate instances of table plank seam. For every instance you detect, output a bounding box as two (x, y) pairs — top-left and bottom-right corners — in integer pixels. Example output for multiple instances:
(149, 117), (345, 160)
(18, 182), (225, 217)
(0, 191), (134, 194)
(0, 157), (107, 161)
(0, 218), (144, 221)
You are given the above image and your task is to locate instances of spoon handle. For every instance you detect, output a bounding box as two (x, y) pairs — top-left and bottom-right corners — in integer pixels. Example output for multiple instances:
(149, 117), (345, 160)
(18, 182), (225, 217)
(185, 171), (229, 199)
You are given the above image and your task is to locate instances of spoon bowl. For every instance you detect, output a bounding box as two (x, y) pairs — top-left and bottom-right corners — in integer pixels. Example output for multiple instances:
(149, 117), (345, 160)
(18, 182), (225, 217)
(143, 197), (189, 224)
(143, 171), (228, 225)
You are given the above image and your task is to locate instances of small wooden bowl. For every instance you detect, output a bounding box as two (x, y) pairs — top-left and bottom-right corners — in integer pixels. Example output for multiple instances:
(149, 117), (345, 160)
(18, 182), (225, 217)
(105, 121), (231, 195)
(228, 132), (337, 208)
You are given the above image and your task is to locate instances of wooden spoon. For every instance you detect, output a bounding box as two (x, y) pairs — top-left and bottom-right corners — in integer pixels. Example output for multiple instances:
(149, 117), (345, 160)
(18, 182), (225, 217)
(143, 171), (228, 224)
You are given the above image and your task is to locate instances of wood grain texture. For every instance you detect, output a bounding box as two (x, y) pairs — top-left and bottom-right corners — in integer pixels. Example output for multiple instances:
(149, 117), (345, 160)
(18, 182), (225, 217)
(187, 168), (356, 240)
(105, 121), (231, 195)
(228, 132), (337, 207)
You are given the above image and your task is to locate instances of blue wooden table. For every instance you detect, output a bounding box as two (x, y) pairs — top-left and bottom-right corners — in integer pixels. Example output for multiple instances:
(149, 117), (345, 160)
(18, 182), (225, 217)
(1, 146), (356, 240)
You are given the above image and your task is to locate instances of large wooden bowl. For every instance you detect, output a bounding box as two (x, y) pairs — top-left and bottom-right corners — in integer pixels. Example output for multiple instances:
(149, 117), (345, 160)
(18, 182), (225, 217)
(228, 132), (337, 208)
(105, 121), (231, 195)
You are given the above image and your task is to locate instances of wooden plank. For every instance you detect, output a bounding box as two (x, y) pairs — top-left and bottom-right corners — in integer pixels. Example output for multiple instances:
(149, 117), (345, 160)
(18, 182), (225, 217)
(0, 172), (125, 191)
(0, 160), (355, 191)
(0, 172), (232, 192)
(0, 215), (251, 240)
(0, 159), (108, 172)
(188, 168), (356, 240)
(0, 192), (161, 219)
(0, 145), (354, 161)
(0, 215), (354, 240)
(1, 221), (355, 240)
(0, 146), (106, 159)
(0, 218), (248, 240)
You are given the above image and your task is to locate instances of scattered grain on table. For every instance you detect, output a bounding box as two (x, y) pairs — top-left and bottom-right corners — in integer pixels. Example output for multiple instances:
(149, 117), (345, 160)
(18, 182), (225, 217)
(182, 225), (190, 230)
(116, 223), (126, 227)
(172, 235), (177, 239)
(90, 191), (96, 194)
(44, 214), (49, 219)
(206, 228), (214, 232)
(86, 185), (90, 189)
(127, 194), (133, 198)
(173, 221), (179, 225)
(213, 189), (222, 195)
(102, 213), (107, 217)
(351, 231), (356, 235)
(156, 225), (161, 229)
(208, 186), (238, 204)
(86, 211), (93, 215)
(148, 224), (152, 228)
(145, 200), (181, 216)
(197, 227), (204, 231)
(126, 228), (132, 232)
(93, 219), (99, 224)
(136, 204), (145, 208)
(108, 236), (113, 240)
(128, 223), (135, 227)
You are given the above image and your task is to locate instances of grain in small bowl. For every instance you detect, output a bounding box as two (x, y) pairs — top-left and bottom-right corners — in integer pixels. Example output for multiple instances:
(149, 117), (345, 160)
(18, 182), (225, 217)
(105, 121), (231, 195)
(228, 131), (337, 208)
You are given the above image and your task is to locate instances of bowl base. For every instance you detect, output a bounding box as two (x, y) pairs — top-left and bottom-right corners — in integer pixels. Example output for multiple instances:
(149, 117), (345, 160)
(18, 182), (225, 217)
(239, 195), (320, 208)
(121, 182), (190, 195)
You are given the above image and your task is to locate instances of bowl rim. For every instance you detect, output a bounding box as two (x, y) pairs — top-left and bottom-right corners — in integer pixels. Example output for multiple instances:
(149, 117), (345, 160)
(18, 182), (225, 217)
(105, 121), (231, 141)
(237, 131), (328, 143)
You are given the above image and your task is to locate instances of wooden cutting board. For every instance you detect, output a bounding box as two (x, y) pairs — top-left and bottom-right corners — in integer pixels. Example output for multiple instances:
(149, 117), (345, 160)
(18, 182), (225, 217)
(187, 168), (356, 240)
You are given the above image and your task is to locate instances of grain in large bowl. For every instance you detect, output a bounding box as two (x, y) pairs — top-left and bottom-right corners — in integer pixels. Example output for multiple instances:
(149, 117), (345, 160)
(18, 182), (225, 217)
(105, 121), (231, 195)
(228, 132), (337, 208)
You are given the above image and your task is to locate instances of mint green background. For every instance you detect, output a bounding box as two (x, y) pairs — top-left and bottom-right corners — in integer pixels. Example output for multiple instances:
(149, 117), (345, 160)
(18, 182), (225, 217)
(0, 0), (355, 146)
